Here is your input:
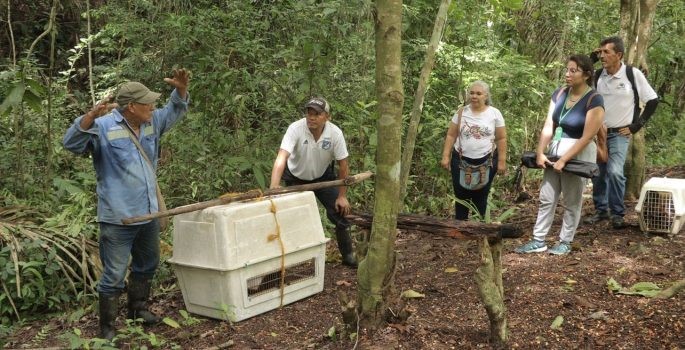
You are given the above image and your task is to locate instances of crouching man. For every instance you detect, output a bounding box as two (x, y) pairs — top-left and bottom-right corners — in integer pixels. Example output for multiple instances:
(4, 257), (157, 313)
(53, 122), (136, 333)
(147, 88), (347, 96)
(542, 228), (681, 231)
(270, 97), (357, 267)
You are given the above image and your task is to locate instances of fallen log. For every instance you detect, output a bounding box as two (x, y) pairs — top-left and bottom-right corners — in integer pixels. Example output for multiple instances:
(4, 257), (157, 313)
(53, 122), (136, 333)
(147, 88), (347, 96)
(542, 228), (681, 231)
(346, 213), (522, 240)
(122, 171), (373, 225)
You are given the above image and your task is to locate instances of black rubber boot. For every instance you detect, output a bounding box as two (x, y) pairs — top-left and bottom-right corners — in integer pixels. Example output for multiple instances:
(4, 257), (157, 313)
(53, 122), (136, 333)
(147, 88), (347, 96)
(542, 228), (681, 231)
(99, 293), (119, 341)
(335, 227), (358, 268)
(127, 276), (161, 324)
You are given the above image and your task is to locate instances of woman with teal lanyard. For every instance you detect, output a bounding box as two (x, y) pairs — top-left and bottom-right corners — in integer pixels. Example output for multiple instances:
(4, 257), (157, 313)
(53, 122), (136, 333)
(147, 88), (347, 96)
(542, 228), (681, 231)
(515, 54), (604, 255)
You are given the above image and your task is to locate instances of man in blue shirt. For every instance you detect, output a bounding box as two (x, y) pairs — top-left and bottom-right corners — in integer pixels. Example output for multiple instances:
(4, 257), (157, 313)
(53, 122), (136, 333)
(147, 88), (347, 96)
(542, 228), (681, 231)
(63, 69), (190, 341)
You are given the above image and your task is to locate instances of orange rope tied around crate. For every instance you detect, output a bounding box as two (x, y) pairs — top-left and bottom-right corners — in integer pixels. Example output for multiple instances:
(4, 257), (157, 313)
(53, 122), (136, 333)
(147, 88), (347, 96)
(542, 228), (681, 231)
(267, 199), (287, 307)
(219, 189), (264, 200)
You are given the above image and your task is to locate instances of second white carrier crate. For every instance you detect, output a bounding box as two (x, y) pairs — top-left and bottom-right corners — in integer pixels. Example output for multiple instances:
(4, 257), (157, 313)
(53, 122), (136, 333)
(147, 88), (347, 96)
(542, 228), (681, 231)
(168, 191), (329, 322)
(635, 177), (685, 235)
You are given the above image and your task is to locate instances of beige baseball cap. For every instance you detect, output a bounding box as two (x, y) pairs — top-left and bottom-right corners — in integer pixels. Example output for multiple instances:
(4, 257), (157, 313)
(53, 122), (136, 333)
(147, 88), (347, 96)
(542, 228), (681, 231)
(116, 82), (161, 105)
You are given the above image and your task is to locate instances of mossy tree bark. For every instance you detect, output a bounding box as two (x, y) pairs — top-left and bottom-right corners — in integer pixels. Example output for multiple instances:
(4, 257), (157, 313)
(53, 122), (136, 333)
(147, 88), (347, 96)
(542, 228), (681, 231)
(620, 0), (661, 200)
(474, 237), (508, 348)
(357, 0), (404, 331)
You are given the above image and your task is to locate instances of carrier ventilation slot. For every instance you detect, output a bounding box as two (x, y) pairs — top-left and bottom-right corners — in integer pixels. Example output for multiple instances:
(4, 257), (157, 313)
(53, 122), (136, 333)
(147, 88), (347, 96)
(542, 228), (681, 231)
(246, 258), (316, 298)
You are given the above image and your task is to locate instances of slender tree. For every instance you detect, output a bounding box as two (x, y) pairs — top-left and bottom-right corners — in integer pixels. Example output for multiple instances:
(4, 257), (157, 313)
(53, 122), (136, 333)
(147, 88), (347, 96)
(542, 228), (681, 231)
(620, 0), (661, 200)
(357, 0), (404, 330)
(399, 0), (451, 204)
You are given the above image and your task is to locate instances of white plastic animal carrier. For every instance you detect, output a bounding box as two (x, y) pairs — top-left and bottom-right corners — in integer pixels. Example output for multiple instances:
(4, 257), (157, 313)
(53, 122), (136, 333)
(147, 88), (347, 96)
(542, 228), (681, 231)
(168, 191), (329, 322)
(635, 178), (685, 235)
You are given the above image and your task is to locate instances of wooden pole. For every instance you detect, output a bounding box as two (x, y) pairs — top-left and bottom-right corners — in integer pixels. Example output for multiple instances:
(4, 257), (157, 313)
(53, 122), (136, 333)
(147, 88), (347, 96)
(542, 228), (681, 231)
(347, 213), (522, 240)
(121, 171), (374, 225)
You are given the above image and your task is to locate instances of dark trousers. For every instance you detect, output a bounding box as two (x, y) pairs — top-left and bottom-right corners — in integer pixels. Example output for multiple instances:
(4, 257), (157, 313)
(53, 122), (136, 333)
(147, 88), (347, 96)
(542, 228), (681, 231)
(449, 150), (498, 220)
(282, 165), (350, 230)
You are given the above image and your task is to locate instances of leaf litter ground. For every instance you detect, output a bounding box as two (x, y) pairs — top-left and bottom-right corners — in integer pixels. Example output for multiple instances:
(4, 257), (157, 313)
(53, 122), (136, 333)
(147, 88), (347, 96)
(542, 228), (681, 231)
(5, 166), (685, 349)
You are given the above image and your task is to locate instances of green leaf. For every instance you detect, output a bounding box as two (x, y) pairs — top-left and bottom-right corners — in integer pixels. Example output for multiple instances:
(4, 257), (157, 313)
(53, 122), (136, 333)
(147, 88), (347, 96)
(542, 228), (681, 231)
(550, 315), (564, 330)
(326, 326), (336, 340)
(24, 78), (46, 96)
(623, 282), (661, 297)
(606, 277), (622, 292)
(0, 70), (16, 80)
(629, 282), (660, 292)
(0, 82), (26, 115)
(22, 90), (43, 113)
(401, 289), (425, 299)
(163, 317), (180, 328)
(254, 166), (265, 189)
(179, 309), (189, 319)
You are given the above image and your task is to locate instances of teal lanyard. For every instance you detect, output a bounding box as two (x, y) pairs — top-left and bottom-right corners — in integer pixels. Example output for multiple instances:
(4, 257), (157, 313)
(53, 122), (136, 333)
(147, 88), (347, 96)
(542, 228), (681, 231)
(554, 87), (591, 141)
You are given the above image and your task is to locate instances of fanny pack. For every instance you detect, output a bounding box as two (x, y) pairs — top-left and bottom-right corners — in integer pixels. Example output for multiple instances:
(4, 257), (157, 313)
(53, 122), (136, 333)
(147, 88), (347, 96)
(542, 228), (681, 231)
(458, 152), (493, 190)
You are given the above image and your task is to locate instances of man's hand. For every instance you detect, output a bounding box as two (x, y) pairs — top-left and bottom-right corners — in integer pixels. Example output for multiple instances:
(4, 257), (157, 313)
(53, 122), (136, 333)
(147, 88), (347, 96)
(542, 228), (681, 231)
(92, 96), (118, 117)
(552, 158), (567, 173)
(164, 68), (190, 98)
(536, 153), (552, 169)
(497, 161), (506, 175)
(80, 96), (118, 129)
(440, 156), (450, 170)
(335, 196), (350, 216)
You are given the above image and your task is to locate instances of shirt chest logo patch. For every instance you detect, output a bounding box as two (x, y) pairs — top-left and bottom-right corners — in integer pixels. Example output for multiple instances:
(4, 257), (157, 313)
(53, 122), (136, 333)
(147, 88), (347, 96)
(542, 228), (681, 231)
(321, 139), (332, 150)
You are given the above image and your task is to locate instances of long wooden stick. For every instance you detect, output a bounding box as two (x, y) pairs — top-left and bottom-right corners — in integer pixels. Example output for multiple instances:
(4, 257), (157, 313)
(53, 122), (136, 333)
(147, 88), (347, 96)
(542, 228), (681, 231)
(122, 171), (374, 224)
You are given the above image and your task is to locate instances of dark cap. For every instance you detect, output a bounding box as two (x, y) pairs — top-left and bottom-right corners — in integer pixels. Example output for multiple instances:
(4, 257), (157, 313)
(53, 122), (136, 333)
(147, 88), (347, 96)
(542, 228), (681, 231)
(116, 82), (161, 105)
(304, 97), (330, 114)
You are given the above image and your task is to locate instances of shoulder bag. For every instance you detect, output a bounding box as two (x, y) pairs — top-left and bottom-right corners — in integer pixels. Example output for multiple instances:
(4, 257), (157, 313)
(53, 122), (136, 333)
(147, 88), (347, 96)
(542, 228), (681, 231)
(123, 126), (169, 231)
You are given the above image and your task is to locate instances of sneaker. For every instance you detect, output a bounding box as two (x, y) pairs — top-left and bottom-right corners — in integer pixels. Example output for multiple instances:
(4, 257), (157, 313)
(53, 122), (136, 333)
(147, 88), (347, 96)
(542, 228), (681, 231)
(548, 241), (571, 255)
(514, 240), (547, 254)
(611, 215), (627, 229)
(583, 211), (610, 224)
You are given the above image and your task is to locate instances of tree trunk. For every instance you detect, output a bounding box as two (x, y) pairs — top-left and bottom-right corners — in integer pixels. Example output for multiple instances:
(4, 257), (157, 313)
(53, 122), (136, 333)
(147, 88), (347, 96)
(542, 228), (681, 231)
(399, 0), (451, 203)
(357, 0), (404, 331)
(620, 0), (661, 200)
(474, 237), (508, 348)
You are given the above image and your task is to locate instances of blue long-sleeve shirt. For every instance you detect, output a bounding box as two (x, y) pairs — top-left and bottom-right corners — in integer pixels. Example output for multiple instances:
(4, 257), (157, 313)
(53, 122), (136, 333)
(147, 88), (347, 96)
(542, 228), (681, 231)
(63, 89), (189, 224)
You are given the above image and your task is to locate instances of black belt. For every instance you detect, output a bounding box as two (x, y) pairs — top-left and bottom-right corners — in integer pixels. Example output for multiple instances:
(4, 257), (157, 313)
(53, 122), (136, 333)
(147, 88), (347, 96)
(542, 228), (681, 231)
(607, 126), (628, 133)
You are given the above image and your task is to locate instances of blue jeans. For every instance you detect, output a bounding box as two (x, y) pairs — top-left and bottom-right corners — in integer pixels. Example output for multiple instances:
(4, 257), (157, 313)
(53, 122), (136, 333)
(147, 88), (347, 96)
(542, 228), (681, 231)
(450, 150), (498, 220)
(591, 132), (630, 217)
(98, 220), (160, 296)
(283, 165), (349, 230)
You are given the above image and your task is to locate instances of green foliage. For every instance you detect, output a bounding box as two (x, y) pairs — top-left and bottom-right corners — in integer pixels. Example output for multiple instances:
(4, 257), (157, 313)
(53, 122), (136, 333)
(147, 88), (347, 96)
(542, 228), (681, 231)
(0, 0), (683, 333)
(0, 202), (100, 325)
(163, 309), (203, 328)
(607, 277), (662, 298)
(454, 197), (517, 224)
(60, 319), (183, 349)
